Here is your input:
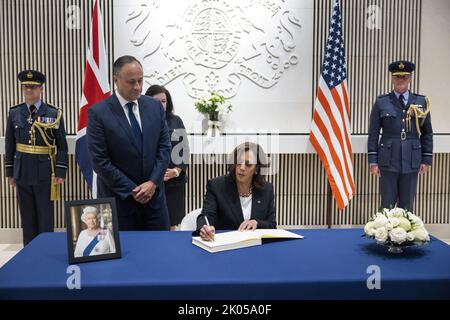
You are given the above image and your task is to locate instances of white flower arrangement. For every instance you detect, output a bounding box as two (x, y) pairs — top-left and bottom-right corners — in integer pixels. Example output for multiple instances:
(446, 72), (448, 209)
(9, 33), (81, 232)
(194, 92), (232, 120)
(364, 208), (430, 246)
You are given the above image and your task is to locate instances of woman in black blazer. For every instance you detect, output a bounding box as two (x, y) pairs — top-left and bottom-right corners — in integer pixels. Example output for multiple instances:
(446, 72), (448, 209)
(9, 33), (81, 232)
(146, 85), (190, 230)
(196, 142), (276, 240)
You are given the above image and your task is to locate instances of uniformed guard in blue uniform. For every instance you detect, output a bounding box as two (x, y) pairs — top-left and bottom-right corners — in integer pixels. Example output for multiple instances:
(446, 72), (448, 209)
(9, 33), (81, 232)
(368, 61), (433, 212)
(4, 70), (68, 245)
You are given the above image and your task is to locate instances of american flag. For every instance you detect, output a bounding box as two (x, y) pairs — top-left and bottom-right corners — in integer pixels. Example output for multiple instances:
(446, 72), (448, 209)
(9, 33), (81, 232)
(309, 0), (355, 210)
(75, 0), (111, 197)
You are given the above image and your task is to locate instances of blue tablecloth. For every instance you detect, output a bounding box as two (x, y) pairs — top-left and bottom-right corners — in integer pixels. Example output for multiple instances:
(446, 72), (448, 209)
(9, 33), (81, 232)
(0, 229), (449, 299)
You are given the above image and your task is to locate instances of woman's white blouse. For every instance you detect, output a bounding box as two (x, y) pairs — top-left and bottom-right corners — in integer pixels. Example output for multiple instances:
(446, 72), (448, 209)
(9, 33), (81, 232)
(240, 195), (252, 221)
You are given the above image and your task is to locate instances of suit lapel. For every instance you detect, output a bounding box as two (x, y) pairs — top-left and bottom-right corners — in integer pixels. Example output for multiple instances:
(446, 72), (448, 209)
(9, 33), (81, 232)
(139, 98), (151, 157)
(36, 102), (48, 117)
(389, 91), (403, 110)
(250, 187), (262, 219)
(20, 103), (29, 118)
(227, 181), (244, 225)
(109, 94), (141, 154)
(407, 92), (416, 106)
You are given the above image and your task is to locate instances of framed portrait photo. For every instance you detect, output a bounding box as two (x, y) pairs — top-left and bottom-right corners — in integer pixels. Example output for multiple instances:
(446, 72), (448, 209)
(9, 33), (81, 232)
(65, 198), (121, 264)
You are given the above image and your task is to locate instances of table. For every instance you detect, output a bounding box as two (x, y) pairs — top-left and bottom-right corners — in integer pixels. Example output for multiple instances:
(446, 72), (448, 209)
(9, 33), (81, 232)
(0, 229), (449, 299)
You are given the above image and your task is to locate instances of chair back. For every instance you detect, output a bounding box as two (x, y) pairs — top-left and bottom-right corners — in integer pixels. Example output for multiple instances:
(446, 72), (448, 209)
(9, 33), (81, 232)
(179, 208), (202, 231)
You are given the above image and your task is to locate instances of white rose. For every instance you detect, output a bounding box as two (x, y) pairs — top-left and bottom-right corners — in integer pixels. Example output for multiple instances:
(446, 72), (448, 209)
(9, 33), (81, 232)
(385, 222), (393, 231)
(364, 222), (376, 235)
(411, 228), (430, 242)
(406, 232), (415, 242)
(393, 208), (405, 218)
(388, 217), (400, 227)
(411, 220), (424, 230)
(386, 211), (394, 218)
(373, 215), (389, 228)
(389, 227), (407, 244)
(398, 217), (412, 231)
(375, 227), (389, 243)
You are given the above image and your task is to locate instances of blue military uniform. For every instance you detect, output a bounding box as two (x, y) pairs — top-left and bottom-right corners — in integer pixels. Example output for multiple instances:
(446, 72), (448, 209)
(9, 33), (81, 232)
(368, 61), (433, 212)
(4, 70), (68, 245)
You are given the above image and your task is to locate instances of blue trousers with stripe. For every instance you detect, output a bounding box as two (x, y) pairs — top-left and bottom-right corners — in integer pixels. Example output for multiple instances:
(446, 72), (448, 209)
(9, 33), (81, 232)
(17, 183), (54, 245)
(379, 171), (419, 212)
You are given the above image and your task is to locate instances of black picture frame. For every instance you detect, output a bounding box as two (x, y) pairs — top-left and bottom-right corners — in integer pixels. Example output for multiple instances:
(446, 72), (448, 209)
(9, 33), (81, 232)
(65, 198), (121, 264)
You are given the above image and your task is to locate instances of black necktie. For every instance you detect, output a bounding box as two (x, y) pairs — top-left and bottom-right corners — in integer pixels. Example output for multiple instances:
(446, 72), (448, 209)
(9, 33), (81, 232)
(29, 104), (37, 114)
(399, 94), (406, 109)
(28, 104), (37, 123)
(126, 102), (142, 149)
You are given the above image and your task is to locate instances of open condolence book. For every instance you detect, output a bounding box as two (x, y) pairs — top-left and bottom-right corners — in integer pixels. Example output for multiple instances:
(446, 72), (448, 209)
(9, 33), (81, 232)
(192, 229), (303, 253)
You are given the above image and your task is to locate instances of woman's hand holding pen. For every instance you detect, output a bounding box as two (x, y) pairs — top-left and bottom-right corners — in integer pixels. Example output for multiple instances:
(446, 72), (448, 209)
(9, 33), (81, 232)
(200, 225), (215, 241)
(200, 217), (215, 242)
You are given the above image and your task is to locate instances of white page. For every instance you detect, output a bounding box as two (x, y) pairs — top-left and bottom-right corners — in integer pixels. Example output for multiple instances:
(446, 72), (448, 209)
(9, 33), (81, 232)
(193, 231), (260, 248)
(252, 229), (304, 239)
(193, 229), (303, 249)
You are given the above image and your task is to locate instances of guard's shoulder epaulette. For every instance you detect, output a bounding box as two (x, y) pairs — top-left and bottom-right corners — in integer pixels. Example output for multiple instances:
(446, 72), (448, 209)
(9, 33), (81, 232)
(377, 93), (390, 99)
(411, 93), (426, 98)
(9, 103), (22, 110)
(46, 103), (58, 110)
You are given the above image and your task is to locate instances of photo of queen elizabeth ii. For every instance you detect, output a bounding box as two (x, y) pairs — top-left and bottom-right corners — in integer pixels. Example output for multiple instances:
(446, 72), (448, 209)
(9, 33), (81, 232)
(65, 198), (121, 264)
(72, 205), (116, 258)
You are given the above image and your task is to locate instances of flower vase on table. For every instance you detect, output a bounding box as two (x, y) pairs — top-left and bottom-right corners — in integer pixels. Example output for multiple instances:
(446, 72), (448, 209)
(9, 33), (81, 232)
(194, 92), (232, 138)
(206, 111), (221, 137)
(363, 207), (430, 253)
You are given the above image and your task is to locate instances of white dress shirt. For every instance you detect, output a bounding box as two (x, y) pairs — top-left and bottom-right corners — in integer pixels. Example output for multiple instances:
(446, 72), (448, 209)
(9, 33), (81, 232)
(240, 195), (252, 221)
(115, 91), (142, 130)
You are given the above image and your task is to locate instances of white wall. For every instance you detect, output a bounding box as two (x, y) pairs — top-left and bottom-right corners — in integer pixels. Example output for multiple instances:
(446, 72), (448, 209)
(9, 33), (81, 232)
(113, 0), (314, 134)
(420, 0), (450, 134)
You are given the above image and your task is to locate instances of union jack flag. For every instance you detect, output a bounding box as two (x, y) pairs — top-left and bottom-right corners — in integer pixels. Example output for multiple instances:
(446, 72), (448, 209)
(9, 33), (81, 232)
(75, 0), (111, 197)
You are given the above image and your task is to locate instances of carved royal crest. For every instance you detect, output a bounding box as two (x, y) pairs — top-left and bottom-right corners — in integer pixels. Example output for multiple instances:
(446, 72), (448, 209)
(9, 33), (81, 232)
(125, 0), (303, 99)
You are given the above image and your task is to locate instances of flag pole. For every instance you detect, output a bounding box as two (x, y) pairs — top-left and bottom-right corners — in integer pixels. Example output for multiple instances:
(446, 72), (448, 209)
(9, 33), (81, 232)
(309, 0), (354, 221)
(326, 181), (332, 229)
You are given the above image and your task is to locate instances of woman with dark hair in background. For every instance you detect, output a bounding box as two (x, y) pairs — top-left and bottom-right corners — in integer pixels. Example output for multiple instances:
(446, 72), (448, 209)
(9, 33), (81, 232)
(145, 85), (190, 230)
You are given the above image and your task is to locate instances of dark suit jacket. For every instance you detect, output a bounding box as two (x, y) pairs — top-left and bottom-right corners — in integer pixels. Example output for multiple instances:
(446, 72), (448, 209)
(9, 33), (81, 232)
(368, 91), (433, 173)
(195, 176), (277, 233)
(87, 93), (171, 215)
(165, 114), (190, 187)
(5, 102), (68, 185)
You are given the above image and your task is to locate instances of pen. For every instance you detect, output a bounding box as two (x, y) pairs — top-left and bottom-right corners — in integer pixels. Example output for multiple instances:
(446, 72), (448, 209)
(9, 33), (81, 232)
(204, 216), (214, 241)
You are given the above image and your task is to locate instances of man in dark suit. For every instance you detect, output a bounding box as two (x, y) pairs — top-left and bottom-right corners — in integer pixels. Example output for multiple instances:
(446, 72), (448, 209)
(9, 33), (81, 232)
(368, 60), (433, 212)
(4, 70), (68, 245)
(87, 56), (171, 230)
